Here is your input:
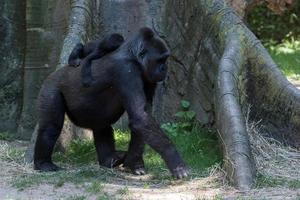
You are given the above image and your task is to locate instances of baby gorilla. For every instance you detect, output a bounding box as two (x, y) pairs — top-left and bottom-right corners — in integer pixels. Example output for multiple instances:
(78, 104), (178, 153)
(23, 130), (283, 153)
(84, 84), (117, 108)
(68, 33), (124, 87)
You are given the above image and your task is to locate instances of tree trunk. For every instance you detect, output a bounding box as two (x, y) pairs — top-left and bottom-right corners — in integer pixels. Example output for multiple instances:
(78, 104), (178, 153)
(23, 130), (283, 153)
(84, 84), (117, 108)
(2, 0), (299, 190)
(0, 0), (26, 134)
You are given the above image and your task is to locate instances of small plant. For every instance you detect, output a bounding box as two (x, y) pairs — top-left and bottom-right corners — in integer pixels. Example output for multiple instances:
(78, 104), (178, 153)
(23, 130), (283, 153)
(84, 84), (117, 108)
(0, 132), (13, 141)
(161, 100), (196, 136)
(54, 139), (97, 164)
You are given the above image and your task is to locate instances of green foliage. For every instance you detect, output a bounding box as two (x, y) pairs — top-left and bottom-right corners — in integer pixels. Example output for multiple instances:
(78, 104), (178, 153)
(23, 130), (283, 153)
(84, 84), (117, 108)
(149, 123), (221, 177)
(266, 38), (300, 78)
(0, 132), (14, 141)
(155, 100), (222, 177)
(248, 2), (300, 43)
(114, 129), (130, 151)
(54, 139), (97, 164)
(161, 100), (196, 136)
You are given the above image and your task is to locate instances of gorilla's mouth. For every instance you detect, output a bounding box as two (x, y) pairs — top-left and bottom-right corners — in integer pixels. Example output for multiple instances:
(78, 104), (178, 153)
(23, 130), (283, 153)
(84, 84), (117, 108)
(150, 72), (167, 82)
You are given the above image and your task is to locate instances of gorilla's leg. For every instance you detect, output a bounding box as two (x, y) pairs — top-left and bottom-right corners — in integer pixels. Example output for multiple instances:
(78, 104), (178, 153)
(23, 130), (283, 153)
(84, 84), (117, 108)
(68, 43), (84, 67)
(124, 131), (146, 175)
(93, 126), (126, 168)
(34, 89), (65, 171)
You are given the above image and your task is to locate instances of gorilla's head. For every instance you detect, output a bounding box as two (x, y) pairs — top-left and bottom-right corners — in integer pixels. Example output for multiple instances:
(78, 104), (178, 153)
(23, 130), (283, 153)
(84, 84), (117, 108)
(133, 27), (170, 83)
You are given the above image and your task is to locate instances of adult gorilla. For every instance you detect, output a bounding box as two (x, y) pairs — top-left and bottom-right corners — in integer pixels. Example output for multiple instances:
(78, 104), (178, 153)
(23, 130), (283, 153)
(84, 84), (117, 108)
(34, 27), (189, 179)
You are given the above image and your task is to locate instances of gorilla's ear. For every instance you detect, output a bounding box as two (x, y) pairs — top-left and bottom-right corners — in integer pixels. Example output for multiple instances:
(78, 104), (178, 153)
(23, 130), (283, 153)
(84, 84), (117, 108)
(139, 27), (154, 40)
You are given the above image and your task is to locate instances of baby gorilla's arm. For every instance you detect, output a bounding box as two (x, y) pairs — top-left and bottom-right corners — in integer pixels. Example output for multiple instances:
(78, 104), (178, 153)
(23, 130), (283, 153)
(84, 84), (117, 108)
(68, 33), (124, 87)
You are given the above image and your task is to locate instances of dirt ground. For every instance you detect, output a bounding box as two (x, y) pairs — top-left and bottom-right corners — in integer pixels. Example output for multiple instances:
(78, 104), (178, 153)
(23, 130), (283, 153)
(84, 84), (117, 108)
(0, 140), (299, 200)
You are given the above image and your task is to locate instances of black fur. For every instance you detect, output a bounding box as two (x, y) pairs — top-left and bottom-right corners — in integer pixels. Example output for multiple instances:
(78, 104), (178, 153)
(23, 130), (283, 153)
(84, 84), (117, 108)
(34, 27), (188, 179)
(68, 33), (124, 87)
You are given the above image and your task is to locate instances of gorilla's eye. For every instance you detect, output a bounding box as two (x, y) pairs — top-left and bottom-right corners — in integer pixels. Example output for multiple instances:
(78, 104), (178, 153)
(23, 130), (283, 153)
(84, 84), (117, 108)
(157, 52), (170, 63)
(139, 49), (147, 58)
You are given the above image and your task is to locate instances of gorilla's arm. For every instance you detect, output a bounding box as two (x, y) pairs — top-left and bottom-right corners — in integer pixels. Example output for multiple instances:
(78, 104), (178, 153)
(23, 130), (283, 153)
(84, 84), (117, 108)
(113, 63), (188, 178)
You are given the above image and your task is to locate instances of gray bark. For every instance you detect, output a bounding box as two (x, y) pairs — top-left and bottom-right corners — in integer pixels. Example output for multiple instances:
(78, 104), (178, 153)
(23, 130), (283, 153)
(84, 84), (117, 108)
(17, 0), (70, 139)
(0, 0), (26, 134)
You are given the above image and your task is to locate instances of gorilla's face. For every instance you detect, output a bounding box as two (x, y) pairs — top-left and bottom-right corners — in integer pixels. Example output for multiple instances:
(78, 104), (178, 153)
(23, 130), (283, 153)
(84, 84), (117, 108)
(136, 28), (170, 83)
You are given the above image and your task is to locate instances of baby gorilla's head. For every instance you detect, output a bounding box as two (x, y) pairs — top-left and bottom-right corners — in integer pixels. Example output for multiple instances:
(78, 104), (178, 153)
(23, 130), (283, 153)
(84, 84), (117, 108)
(101, 33), (125, 52)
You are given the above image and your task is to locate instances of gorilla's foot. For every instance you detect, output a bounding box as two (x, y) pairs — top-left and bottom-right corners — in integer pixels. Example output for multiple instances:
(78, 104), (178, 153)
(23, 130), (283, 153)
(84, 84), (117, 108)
(34, 161), (61, 172)
(100, 151), (127, 168)
(171, 165), (189, 179)
(124, 158), (146, 175)
(131, 166), (146, 175)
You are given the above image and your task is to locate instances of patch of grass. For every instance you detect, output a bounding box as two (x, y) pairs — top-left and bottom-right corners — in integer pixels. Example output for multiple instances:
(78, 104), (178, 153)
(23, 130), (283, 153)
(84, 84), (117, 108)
(113, 126), (221, 179)
(12, 166), (112, 190)
(266, 39), (300, 79)
(117, 186), (130, 195)
(66, 195), (86, 200)
(2, 145), (24, 163)
(86, 181), (105, 194)
(54, 178), (65, 188)
(114, 129), (130, 151)
(54, 139), (97, 165)
(143, 125), (221, 178)
(0, 132), (14, 141)
(146, 100), (222, 178)
(256, 174), (300, 189)
(97, 194), (111, 200)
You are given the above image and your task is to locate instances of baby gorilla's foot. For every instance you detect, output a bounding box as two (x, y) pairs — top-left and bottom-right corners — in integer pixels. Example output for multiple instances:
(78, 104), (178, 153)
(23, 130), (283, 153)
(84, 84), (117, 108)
(69, 59), (81, 67)
(34, 161), (61, 172)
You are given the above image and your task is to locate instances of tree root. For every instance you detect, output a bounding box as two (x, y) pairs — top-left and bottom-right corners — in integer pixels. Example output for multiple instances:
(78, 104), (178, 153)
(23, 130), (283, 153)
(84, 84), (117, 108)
(198, 0), (300, 189)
